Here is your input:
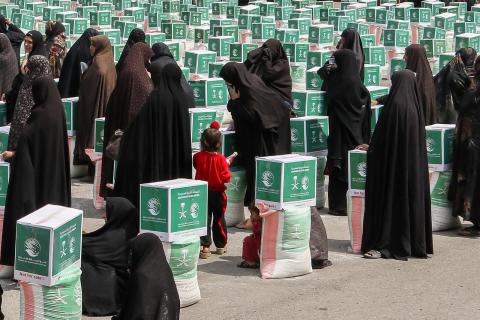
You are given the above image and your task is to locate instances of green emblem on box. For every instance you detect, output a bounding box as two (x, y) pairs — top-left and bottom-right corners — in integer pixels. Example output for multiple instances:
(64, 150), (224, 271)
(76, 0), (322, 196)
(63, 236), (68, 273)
(229, 43), (258, 62)
(162, 22), (187, 40)
(383, 29), (409, 48)
(184, 50), (217, 74)
(390, 57), (406, 76)
(363, 64), (380, 86)
(62, 97), (78, 136)
(15, 205), (83, 286)
(292, 90), (326, 117)
(140, 179), (208, 242)
(348, 150), (367, 196)
(364, 46), (386, 66)
(189, 80), (228, 108)
(145, 32), (166, 46)
(66, 18), (89, 36)
(94, 117), (105, 154)
(455, 33), (480, 52)
(308, 24), (334, 46)
(255, 155), (317, 210)
(426, 124), (455, 171)
(290, 116), (329, 155)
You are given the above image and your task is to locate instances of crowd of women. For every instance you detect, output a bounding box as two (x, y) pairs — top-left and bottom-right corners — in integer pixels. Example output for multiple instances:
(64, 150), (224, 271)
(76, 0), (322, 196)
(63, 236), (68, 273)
(0, 14), (480, 318)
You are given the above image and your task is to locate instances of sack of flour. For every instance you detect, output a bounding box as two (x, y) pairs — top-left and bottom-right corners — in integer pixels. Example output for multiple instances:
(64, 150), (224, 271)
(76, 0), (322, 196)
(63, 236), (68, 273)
(163, 236), (201, 308)
(225, 169), (247, 227)
(260, 206), (312, 279)
(20, 265), (82, 320)
(347, 191), (365, 254)
(429, 171), (461, 232)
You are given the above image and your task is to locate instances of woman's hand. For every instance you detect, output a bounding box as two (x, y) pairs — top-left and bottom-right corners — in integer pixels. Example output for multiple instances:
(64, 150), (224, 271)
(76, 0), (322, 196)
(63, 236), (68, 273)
(371, 100), (378, 106)
(2, 151), (15, 160)
(356, 144), (369, 151)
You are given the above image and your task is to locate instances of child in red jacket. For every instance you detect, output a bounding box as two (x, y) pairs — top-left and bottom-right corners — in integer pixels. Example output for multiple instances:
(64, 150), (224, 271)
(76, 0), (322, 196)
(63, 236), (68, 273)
(193, 122), (232, 259)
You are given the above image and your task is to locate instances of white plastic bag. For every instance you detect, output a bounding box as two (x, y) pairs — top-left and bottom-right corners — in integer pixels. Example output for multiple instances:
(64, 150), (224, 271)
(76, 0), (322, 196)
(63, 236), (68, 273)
(163, 236), (201, 308)
(260, 206), (312, 279)
(19, 265), (82, 320)
(347, 191), (365, 254)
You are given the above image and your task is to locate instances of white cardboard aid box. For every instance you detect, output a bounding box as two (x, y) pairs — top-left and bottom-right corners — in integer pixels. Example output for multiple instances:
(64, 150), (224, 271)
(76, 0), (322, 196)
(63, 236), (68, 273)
(14, 205), (83, 286)
(140, 178), (208, 242)
(348, 149), (367, 197)
(255, 154), (317, 210)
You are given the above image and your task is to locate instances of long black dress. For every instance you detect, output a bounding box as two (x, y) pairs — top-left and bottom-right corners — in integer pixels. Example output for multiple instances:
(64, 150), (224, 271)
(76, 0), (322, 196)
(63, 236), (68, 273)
(0, 76), (71, 266)
(220, 62), (291, 206)
(151, 43), (195, 108)
(58, 28), (99, 98)
(114, 63), (192, 208)
(361, 70), (433, 260)
(0, 15), (24, 64)
(114, 233), (180, 320)
(338, 28), (365, 79)
(449, 91), (480, 228)
(82, 197), (138, 316)
(244, 39), (292, 103)
(318, 49), (371, 214)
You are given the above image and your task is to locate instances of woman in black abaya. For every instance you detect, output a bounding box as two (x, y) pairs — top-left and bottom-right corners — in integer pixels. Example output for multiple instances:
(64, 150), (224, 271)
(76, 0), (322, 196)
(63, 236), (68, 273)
(82, 197), (138, 316)
(100, 42), (153, 198)
(114, 63), (192, 207)
(362, 70), (433, 260)
(6, 55), (51, 154)
(244, 39), (292, 103)
(114, 233), (180, 320)
(220, 62), (291, 206)
(151, 43), (195, 108)
(58, 28), (99, 98)
(337, 28), (365, 79)
(0, 15), (24, 64)
(434, 48), (476, 124)
(318, 49), (371, 215)
(115, 28), (145, 75)
(0, 76), (71, 267)
(448, 67), (480, 237)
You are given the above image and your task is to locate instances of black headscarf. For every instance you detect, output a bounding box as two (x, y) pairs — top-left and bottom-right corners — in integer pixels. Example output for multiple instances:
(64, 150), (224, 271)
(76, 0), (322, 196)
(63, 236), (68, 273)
(115, 233), (180, 320)
(244, 39), (292, 102)
(150, 42), (195, 107)
(323, 49), (371, 163)
(58, 28), (99, 98)
(116, 28), (146, 74)
(361, 70), (433, 260)
(405, 44), (436, 125)
(82, 197), (139, 316)
(434, 47), (477, 124)
(1, 76), (71, 266)
(0, 15), (24, 63)
(220, 62), (291, 205)
(26, 30), (47, 57)
(114, 63), (192, 207)
(338, 28), (365, 79)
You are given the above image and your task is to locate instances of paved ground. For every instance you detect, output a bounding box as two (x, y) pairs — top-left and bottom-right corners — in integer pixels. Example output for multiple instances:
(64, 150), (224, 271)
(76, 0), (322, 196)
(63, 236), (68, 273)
(2, 180), (480, 320)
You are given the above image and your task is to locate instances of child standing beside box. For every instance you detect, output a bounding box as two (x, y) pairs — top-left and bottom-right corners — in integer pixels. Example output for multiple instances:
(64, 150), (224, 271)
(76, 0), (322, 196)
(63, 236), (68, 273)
(193, 121), (232, 259)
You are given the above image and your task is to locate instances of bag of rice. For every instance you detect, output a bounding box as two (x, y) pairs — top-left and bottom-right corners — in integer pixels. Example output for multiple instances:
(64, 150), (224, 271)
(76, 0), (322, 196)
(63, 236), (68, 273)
(347, 191), (365, 254)
(316, 156), (326, 209)
(225, 169), (247, 227)
(19, 265), (82, 320)
(429, 171), (461, 231)
(260, 206), (312, 279)
(162, 236), (201, 308)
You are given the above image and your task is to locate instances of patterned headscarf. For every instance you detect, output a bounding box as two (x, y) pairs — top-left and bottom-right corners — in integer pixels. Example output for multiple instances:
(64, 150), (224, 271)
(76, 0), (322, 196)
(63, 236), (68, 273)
(8, 55), (52, 151)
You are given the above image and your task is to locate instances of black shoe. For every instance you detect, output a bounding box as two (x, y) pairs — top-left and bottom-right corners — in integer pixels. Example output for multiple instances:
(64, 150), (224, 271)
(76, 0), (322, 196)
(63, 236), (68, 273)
(311, 259), (332, 269)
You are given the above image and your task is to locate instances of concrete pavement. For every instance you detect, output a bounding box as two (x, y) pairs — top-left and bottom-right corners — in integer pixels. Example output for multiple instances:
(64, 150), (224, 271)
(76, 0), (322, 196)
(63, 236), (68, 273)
(2, 180), (479, 320)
